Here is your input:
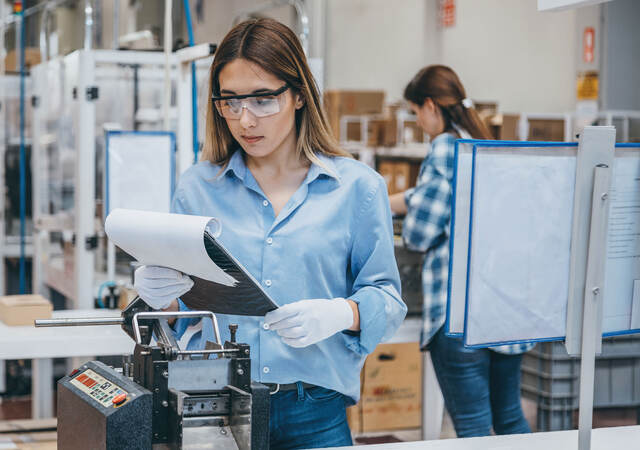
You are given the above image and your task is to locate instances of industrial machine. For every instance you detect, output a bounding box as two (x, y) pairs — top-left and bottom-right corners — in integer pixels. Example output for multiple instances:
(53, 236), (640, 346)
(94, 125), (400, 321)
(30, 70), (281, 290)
(36, 298), (270, 450)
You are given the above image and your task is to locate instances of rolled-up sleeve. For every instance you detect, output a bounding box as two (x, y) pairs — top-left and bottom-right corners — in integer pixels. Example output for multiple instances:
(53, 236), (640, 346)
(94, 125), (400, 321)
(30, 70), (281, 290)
(343, 176), (407, 355)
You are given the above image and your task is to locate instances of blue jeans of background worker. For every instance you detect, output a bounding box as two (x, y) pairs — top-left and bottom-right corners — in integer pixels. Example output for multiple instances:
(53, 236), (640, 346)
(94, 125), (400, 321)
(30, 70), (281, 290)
(269, 383), (353, 449)
(428, 327), (532, 437)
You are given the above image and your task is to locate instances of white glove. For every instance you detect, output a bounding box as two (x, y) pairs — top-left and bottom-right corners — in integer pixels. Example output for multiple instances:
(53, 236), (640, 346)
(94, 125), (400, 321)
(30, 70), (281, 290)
(134, 265), (194, 310)
(264, 298), (354, 348)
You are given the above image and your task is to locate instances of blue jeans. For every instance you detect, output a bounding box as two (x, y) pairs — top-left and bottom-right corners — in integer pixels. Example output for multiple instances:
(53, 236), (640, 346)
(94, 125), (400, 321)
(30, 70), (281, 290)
(428, 328), (531, 437)
(269, 383), (353, 449)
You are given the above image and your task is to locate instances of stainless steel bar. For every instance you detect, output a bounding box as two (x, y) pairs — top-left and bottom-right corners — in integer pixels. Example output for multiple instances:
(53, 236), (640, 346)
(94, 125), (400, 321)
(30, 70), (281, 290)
(177, 349), (238, 355)
(34, 317), (124, 327)
(132, 311), (222, 345)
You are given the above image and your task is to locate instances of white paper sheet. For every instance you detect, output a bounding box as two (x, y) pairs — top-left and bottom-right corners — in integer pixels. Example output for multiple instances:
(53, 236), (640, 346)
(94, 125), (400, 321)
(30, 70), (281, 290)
(105, 209), (237, 286)
(447, 145), (473, 335)
(465, 150), (576, 346)
(602, 155), (640, 333)
(630, 280), (640, 330)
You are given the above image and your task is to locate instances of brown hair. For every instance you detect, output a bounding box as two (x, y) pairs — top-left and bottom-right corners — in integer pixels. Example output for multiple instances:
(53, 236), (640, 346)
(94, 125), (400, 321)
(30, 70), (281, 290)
(404, 65), (491, 140)
(202, 18), (351, 166)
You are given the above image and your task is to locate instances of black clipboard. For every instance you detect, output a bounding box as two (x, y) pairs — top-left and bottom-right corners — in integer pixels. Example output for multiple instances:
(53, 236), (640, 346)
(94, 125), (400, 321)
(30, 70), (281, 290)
(180, 231), (279, 316)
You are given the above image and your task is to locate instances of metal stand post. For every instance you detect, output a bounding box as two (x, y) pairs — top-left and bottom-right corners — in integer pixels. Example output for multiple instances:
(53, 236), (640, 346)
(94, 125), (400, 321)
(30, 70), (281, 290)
(578, 165), (611, 450)
(564, 126), (616, 450)
(421, 351), (444, 440)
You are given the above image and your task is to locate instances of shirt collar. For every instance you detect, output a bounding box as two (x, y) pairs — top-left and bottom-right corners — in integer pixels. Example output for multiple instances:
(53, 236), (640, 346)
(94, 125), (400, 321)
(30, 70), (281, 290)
(219, 149), (341, 185)
(219, 149), (247, 181)
(306, 153), (341, 185)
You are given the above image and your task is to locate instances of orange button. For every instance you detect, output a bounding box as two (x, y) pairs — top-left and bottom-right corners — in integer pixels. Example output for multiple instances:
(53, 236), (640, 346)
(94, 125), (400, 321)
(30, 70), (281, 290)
(112, 393), (127, 406)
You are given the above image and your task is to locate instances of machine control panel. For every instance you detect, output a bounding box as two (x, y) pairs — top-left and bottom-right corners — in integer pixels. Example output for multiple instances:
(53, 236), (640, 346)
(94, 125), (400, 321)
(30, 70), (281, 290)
(70, 368), (128, 408)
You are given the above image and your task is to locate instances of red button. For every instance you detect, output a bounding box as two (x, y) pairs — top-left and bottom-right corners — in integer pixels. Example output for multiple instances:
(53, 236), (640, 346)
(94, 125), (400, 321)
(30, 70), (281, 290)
(112, 394), (127, 406)
(69, 369), (80, 377)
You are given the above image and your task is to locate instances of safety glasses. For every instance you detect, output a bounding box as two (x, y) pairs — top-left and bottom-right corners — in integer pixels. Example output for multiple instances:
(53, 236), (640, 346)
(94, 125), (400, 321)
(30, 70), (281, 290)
(212, 84), (289, 119)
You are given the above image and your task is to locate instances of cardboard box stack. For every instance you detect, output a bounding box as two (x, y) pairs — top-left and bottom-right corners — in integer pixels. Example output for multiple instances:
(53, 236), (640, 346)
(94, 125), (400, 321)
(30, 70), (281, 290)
(528, 118), (565, 141)
(500, 114), (520, 140)
(5, 48), (41, 72)
(323, 90), (385, 142)
(346, 342), (423, 433)
(0, 295), (52, 326)
(377, 158), (421, 195)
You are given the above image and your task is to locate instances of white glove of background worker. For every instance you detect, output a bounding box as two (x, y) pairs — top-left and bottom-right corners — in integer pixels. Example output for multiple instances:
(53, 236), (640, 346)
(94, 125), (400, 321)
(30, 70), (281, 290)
(264, 298), (354, 348)
(134, 265), (194, 310)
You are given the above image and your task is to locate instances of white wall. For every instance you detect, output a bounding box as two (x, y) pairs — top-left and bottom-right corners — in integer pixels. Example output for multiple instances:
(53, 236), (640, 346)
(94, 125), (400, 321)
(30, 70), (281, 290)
(324, 0), (430, 102)
(438, 0), (577, 113)
(325, 0), (579, 113)
(182, 0), (581, 114)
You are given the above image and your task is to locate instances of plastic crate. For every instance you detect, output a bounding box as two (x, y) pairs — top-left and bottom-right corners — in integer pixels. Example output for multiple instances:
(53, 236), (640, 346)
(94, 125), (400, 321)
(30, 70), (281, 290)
(521, 335), (640, 431)
(536, 397), (577, 432)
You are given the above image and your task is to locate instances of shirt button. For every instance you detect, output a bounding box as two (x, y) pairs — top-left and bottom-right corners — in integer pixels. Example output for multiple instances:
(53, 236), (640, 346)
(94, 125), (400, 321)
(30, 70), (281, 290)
(264, 280), (272, 287)
(266, 237), (273, 245)
(262, 323), (269, 330)
(262, 200), (269, 207)
(263, 366), (270, 374)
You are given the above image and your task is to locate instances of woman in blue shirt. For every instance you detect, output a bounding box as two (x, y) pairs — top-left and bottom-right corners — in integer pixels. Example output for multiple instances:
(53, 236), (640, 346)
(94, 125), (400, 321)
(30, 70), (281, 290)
(134, 18), (406, 448)
(389, 65), (532, 437)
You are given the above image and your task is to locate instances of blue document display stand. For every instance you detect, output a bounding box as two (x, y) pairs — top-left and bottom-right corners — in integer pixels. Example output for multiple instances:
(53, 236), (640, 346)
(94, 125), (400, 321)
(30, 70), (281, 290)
(445, 127), (640, 450)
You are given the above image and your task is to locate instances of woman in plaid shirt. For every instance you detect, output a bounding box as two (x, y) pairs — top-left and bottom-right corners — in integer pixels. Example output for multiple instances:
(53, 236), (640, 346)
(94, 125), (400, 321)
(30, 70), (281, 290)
(389, 65), (533, 437)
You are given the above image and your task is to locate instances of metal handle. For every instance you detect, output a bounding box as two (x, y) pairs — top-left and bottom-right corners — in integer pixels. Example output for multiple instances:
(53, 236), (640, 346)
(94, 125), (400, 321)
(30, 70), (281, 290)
(132, 311), (222, 346)
(35, 317), (124, 327)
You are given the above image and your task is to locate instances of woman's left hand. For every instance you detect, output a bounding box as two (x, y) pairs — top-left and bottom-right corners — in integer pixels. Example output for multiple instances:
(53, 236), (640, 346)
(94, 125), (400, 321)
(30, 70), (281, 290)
(264, 298), (356, 348)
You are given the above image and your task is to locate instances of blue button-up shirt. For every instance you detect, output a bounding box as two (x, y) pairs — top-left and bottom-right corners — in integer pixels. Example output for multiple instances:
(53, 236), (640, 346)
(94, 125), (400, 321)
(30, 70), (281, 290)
(171, 149), (406, 402)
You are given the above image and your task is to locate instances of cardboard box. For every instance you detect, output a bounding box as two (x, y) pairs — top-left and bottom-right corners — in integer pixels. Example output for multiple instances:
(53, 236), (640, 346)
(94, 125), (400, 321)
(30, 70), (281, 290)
(381, 103), (404, 147)
(474, 101), (498, 118)
(5, 48), (41, 72)
(528, 118), (565, 141)
(357, 342), (423, 432)
(401, 121), (424, 144)
(501, 114), (520, 140)
(393, 161), (420, 193)
(377, 161), (396, 194)
(323, 90), (385, 141)
(0, 295), (52, 326)
(377, 159), (421, 195)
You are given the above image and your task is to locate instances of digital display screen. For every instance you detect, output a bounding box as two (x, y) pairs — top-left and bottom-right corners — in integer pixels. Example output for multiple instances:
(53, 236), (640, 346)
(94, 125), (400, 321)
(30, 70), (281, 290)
(70, 369), (127, 408)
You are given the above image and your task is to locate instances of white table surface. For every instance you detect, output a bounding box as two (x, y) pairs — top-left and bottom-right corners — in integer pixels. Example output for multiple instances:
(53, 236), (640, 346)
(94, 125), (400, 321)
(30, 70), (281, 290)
(339, 425), (640, 449)
(0, 309), (134, 359)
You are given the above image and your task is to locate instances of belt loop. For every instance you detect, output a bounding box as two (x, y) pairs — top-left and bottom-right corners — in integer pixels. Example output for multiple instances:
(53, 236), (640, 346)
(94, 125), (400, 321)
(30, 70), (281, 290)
(296, 381), (304, 402)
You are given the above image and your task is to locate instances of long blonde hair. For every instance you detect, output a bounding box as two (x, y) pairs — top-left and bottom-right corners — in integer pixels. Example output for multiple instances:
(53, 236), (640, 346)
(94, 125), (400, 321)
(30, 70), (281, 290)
(202, 18), (351, 166)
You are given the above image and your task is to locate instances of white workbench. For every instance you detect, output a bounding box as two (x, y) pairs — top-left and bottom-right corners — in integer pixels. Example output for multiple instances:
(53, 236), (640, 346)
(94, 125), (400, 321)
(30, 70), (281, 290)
(341, 425), (640, 449)
(0, 312), (432, 426)
(0, 309), (134, 418)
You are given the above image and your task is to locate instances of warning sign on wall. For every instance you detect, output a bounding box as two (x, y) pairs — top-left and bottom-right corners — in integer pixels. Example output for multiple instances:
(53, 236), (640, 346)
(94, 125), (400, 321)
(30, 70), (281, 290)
(440, 0), (455, 27)
(583, 27), (595, 63)
(577, 71), (599, 100)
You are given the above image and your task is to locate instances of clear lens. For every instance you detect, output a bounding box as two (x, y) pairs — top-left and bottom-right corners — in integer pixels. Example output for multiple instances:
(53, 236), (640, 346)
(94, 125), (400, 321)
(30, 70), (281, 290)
(214, 93), (284, 119)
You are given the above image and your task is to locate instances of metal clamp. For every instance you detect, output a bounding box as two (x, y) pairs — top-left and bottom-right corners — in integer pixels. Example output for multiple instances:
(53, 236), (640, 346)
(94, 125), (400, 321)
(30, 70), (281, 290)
(132, 310), (222, 347)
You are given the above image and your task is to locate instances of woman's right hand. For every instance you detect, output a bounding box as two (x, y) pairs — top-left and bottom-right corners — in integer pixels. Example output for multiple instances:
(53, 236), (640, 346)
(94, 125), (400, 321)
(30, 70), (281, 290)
(133, 265), (194, 310)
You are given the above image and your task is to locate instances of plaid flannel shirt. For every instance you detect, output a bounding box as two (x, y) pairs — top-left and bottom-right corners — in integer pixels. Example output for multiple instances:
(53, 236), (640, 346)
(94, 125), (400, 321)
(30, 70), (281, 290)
(402, 132), (534, 355)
